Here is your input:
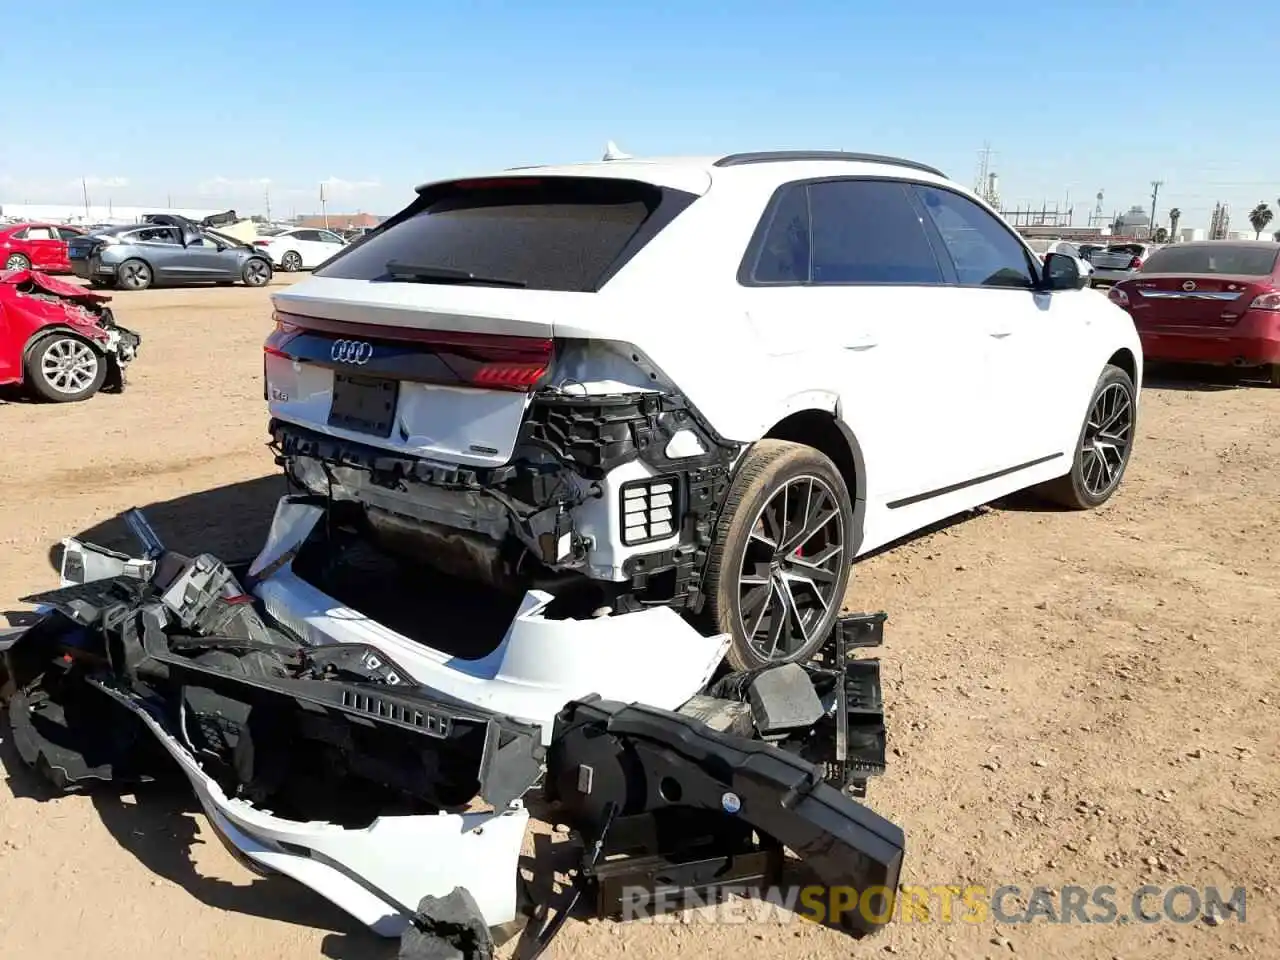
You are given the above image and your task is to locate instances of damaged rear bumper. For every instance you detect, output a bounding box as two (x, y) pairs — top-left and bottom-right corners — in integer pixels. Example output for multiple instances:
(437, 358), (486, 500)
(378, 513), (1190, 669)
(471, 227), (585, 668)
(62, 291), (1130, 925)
(4, 504), (904, 955)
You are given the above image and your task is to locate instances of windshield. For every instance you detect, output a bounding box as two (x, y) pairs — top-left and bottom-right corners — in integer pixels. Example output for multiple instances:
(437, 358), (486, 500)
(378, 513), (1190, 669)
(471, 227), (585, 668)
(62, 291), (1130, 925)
(1140, 245), (1279, 276)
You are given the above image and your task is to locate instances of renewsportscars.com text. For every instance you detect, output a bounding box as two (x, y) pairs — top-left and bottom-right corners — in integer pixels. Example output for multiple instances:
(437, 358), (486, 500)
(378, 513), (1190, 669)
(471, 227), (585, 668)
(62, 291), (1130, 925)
(618, 883), (1248, 926)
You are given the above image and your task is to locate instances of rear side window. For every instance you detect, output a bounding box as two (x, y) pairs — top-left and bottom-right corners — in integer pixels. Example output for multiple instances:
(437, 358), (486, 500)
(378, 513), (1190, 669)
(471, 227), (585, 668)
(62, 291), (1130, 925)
(744, 179), (944, 285)
(317, 177), (694, 292)
(912, 185), (1036, 288)
(751, 185), (810, 282)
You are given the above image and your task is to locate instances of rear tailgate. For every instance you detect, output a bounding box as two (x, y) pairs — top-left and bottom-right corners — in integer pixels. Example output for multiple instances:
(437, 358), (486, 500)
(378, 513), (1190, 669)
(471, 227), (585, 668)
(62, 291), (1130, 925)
(1126, 273), (1261, 328)
(66, 235), (104, 262)
(266, 173), (703, 468)
(267, 286), (567, 469)
(1093, 248), (1144, 270)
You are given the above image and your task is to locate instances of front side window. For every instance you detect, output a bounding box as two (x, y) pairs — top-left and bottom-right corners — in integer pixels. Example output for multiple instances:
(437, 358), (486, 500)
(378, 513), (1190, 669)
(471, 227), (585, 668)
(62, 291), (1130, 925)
(913, 185), (1036, 289)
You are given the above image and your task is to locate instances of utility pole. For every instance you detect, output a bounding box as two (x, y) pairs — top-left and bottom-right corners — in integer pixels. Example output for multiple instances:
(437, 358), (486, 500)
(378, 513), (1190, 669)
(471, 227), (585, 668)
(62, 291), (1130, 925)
(320, 182), (329, 230)
(82, 178), (90, 220)
(264, 187), (272, 222)
(1149, 180), (1164, 239)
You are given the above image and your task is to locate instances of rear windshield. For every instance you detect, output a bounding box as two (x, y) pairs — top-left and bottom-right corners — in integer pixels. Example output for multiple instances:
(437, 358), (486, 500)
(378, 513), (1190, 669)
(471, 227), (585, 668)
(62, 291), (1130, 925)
(1106, 244), (1146, 256)
(316, 177), (692, 292)
(1140, 244), (1280, 276)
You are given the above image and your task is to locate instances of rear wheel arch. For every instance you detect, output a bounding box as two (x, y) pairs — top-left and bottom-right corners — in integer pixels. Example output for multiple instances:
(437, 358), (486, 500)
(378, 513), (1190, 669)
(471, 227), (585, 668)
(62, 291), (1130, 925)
(763, 408), (867, 553)
(1107, 347), (1138, 387)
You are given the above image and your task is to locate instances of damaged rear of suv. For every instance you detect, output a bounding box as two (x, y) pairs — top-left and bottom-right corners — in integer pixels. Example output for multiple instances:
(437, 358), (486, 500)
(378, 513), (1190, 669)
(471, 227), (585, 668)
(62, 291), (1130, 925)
(266, 165), (853, 672)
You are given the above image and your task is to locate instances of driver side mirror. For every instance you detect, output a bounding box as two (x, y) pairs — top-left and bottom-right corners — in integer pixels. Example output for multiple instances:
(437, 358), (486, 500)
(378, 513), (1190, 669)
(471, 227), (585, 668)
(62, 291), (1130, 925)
(1043, 252), (1090, 291)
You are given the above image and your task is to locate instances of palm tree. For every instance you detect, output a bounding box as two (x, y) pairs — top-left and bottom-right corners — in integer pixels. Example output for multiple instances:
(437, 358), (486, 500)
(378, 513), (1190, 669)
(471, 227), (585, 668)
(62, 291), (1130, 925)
(1168, 207), (1181, 242)
(1248, 202), (1273, 239)
(1154, 227), (1169, 243)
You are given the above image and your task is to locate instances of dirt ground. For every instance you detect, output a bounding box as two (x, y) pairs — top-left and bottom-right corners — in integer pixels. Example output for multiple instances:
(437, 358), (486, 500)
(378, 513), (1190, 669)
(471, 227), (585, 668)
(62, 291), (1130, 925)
(0, 279), (1276, 960)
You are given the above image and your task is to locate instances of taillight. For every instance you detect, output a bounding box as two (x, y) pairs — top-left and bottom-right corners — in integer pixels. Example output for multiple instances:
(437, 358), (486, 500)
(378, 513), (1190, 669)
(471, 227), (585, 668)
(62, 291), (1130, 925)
(265, 311), (553, 392)
(1128, 257), (1143, 269)
(1249, 291), (1280, 311)
(472, 360), (551, 387)
(253, 240), (271, 247)
(264, 313), (302, 358)
(1109, 287), (1130, 307)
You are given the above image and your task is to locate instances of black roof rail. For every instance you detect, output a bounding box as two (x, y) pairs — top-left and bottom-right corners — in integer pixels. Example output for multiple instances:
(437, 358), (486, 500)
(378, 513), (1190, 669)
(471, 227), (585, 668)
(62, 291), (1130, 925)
(713, 151), (946, 179)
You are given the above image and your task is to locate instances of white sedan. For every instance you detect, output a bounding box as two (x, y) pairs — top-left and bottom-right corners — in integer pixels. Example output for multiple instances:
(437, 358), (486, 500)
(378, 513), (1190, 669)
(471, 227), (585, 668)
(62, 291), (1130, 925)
(253, 227), (348, 272)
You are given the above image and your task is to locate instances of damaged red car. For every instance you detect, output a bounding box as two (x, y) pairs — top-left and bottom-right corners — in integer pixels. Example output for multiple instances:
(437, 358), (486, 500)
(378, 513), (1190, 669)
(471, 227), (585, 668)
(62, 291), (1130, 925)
(0, 269), (141, 402)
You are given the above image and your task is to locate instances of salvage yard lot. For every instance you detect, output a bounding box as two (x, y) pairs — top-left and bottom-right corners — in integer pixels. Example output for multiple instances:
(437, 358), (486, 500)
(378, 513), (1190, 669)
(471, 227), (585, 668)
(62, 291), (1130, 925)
(1, 280), (1277, 960)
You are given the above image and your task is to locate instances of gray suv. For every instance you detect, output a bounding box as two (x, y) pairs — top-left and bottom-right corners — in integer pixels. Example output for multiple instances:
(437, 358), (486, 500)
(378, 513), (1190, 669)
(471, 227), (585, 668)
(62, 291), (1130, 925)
(67, 222), (273, 290)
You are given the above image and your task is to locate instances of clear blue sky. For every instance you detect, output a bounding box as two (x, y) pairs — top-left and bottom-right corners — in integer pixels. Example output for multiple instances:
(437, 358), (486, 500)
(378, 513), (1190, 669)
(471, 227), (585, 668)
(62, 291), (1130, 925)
(2, 0), (1277, 230)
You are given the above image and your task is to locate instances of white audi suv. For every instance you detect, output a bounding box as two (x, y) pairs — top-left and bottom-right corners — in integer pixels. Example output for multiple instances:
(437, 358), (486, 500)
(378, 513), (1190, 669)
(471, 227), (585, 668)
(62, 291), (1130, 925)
(263, 150), (1142, 671)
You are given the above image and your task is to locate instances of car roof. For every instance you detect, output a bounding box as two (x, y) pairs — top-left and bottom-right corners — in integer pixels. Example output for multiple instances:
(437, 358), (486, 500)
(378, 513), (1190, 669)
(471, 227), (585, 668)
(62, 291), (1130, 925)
(416, 150), (955, 197)
(2, 221), (58, 232)
(1155, 239), (1277, 251)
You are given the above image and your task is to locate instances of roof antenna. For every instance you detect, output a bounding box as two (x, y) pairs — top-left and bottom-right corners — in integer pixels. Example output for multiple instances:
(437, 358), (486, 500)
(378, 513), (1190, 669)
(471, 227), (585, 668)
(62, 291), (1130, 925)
(602, 140), (632, 161)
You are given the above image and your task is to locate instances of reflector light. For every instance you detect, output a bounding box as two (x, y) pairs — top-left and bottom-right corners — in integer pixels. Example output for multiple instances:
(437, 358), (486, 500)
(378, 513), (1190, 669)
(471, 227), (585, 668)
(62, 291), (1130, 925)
(621, 478), (681, 545)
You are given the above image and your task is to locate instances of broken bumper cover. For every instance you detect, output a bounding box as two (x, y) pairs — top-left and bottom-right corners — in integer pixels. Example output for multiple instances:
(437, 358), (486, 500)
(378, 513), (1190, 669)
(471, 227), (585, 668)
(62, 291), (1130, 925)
(247, 495), (732, 742)
(91, 682), (531, 937)
(4, 506), (904, 951)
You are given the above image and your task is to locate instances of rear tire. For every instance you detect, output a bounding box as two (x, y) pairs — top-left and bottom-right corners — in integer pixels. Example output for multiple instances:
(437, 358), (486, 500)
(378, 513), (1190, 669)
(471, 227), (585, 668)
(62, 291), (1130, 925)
(1037, 363), (1136, 509)
(5, 253), (30, 271)
(280, 250), (303, 272)
(705, 440), (855, 671)
(25, 334), (106, 402)
(1268, 364), (1280, 388)
(116, 258), (152, 290)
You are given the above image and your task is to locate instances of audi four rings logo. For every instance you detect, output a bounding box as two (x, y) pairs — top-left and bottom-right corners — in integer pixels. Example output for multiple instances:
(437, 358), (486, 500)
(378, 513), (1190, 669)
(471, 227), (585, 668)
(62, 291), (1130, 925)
(331, 340), (374, 364)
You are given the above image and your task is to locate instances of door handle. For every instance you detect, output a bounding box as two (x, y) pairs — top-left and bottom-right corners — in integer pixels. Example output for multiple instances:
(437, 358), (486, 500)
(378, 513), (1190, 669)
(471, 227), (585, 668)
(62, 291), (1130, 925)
(989, 330), (1013, 339)
(843, 338), (879, 352)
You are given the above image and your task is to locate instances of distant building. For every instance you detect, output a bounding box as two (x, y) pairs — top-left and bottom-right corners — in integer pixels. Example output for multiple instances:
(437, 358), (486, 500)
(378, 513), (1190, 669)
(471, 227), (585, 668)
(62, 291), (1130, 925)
(295, 212), (382, 230)
(1178, 228), (1206, 242)
(1114, 205), (1151, 238)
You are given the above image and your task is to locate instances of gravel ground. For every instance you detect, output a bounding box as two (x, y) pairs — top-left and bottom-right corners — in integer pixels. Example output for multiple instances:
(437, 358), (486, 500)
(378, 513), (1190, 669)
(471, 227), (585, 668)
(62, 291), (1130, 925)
(1, 279), (1276, 960)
